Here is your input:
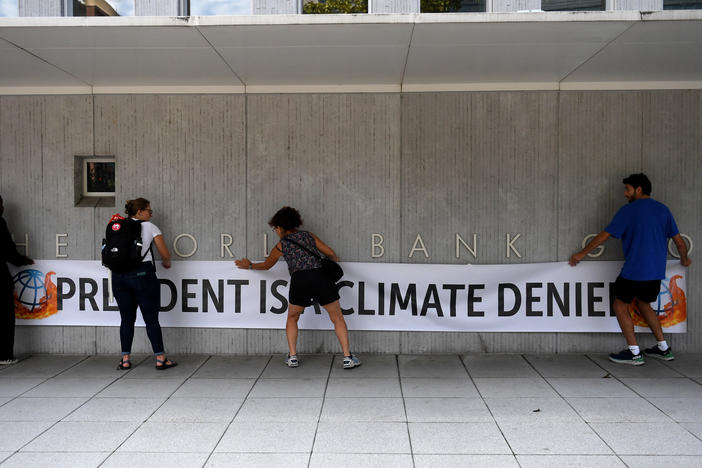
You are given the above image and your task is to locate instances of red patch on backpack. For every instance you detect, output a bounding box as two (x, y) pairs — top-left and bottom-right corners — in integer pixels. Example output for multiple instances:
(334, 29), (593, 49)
(111, 224), (121, 231)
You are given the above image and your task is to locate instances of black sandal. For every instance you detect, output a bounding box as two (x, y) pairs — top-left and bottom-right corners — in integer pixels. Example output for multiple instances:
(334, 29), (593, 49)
(117, 358), (131, 370)
(155, 358), (177, 370)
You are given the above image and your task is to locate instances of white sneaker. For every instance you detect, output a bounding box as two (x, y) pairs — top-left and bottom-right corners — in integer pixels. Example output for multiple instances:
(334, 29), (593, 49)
(343, 355), (361, 369)
(0, 359), (18, 365)
(285, 354), (299, 368)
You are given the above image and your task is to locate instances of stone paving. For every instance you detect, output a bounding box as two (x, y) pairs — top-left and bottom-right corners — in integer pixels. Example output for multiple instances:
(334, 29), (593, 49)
(1, 353), (702, 467)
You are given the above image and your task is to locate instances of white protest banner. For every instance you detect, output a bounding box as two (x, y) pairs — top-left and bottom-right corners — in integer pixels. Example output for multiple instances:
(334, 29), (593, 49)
(11, 260), (687, 333)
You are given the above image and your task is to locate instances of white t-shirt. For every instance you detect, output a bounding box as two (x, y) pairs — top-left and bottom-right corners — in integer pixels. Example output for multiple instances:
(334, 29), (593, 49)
(131, 219), (162, 262)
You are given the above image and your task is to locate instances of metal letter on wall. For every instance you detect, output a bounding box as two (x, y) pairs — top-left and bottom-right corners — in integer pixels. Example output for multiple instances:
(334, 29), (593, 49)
(408, 234), (429, 258)
(221, 234), (234, 258)
(173, 234), (198, 258)
(668, 234), (693, 258)
(456, 233), (477, 259)
(506, 233), (522, 258)
(56, 233), (68, 258)
(371, 233), (385, 258)
(12, 233), (30, 256)
(582, 234), (605, 258)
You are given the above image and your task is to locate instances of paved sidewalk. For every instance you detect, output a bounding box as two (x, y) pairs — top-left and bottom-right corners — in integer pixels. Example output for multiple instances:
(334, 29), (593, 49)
(1, 353), (702, 467)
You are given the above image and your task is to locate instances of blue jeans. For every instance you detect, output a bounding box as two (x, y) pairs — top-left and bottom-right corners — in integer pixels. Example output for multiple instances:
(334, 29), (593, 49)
(112, 262), (165, 355)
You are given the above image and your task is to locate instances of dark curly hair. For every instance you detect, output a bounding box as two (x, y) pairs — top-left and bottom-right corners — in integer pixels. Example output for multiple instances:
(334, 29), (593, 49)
(268, 206), (303, 231)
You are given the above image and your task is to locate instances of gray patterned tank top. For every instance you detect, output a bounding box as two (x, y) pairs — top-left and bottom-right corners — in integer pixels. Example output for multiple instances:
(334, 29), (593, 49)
(280, 231), (323, 274)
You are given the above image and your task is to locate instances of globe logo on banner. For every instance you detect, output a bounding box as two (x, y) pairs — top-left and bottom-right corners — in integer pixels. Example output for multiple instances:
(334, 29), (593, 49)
(12, 269), (59, 320)
(629, 274), (686, 328)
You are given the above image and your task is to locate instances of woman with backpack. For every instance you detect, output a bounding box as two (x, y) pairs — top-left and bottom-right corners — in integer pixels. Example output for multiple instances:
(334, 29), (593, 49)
(111, 198), (177, 371)
(235, 206), (360, 369)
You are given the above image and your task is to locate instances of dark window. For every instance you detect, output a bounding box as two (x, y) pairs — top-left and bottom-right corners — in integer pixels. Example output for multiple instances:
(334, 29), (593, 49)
(664, 0), (702, 8)
(541, 0), (605, 10)
(421, 0), (486, 12)
(84, 160), (115, 196)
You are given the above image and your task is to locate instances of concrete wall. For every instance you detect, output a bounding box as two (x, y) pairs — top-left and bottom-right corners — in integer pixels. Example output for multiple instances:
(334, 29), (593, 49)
(369, 0), (420, 13)
(489, 0), (542, 11)
(252, 0), (300, 14)
(1, 90), (700, 354)
(606, 0), (663, 9)
(18, 0), (63, 17)
(135, 0), (189, 16)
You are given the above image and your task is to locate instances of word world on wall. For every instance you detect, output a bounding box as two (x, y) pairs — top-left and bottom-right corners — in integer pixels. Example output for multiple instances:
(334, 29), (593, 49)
(12, 232), (694, 261)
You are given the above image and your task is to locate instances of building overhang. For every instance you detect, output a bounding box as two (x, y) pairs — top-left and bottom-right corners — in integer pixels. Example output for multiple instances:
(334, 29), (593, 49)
(1, 11), (701, 94)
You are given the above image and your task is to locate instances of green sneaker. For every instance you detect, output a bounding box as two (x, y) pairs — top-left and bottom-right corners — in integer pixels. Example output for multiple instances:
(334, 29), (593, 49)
(609, 349), (645, 366)
(643, 346), (674, 361)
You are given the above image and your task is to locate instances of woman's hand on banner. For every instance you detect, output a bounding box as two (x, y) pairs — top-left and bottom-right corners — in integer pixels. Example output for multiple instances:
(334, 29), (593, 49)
(235, 258), (252, 270)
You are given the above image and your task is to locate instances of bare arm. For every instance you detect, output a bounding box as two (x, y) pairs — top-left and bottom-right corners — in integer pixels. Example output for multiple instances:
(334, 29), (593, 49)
(311, 233), (339, 262)
(569, 231), (611, 266)
(235, 242), (283, 270)
(152, 235), (171, 269)
(672, 234), (692, 267)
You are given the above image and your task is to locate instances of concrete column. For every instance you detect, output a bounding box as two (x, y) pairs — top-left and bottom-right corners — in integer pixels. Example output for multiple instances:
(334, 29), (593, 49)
(252, 0), (301, 14)
(606, 0), (662, 9)
(488, 0), (541, 11)
(135, 0), (189, 16)
(369, 0), (420, 13)
(18, 0), (65, 16)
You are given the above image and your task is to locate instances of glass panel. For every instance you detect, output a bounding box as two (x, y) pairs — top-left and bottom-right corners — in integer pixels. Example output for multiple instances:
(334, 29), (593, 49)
(85, 161), (116, 195)
(303, 0), (368, 13)
(0, 0), (19, 16)
(421, 0), (486, 12)
(664, 0), (702, 8)
(541, 0), (605, 10)
(191, 0), (252, 15)
(103, 0), (134, 15)
(70, 0), (129, 16)
(73, 0), (87, 15)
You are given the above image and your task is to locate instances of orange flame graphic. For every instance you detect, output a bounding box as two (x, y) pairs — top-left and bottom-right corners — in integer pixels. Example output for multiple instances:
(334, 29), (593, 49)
(14, 271), (59, 320)
(629, 275), (686, 328)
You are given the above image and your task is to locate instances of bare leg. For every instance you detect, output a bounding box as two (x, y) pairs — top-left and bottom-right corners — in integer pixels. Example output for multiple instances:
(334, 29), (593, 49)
(636, 299), (665, 342)
(286, 305), (304, 356)
(614, 298), (637, 346)
(323, 300), (351, 356)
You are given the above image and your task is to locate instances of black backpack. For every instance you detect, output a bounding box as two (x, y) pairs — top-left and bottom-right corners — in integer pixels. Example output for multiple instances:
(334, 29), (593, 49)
(101, 217), (148, 272)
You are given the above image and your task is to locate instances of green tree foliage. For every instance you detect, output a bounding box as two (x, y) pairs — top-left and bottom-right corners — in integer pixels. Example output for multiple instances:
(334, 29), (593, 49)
(420, 0), (462, 12)
(303, 0), (368, 13)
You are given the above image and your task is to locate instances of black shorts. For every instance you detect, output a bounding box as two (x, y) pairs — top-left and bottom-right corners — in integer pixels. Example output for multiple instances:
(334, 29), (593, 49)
(614, 276), (661, 304)
(289, 268), (340, 307)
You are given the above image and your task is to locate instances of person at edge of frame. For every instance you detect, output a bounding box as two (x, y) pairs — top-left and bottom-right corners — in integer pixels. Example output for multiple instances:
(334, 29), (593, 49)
(113, 198), (177, 371)
(234, 206), (361, 370)
(0, 195), (34, 365)
(569, 173), (691, 366)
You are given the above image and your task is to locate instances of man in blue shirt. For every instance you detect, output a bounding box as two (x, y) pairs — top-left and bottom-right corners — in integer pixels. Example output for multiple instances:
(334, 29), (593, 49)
(569, 174), (691, 365)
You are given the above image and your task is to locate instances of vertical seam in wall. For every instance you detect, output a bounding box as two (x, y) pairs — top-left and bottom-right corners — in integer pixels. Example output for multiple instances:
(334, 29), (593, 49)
(92, 94), (97, 260)
(40, 97), (45, 234)
(640, 90), (645, 173)
(244, 92), (249, 354)
(92, 94), (97, 355)
(399, 93), (404, 265)
(398, 92), (404, 352)
(554, 87), (562, 353)
(245, 94), (249, 258)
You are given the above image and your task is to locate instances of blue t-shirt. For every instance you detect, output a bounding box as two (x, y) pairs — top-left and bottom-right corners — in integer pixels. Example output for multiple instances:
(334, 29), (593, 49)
(605, 198), (679, 281)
